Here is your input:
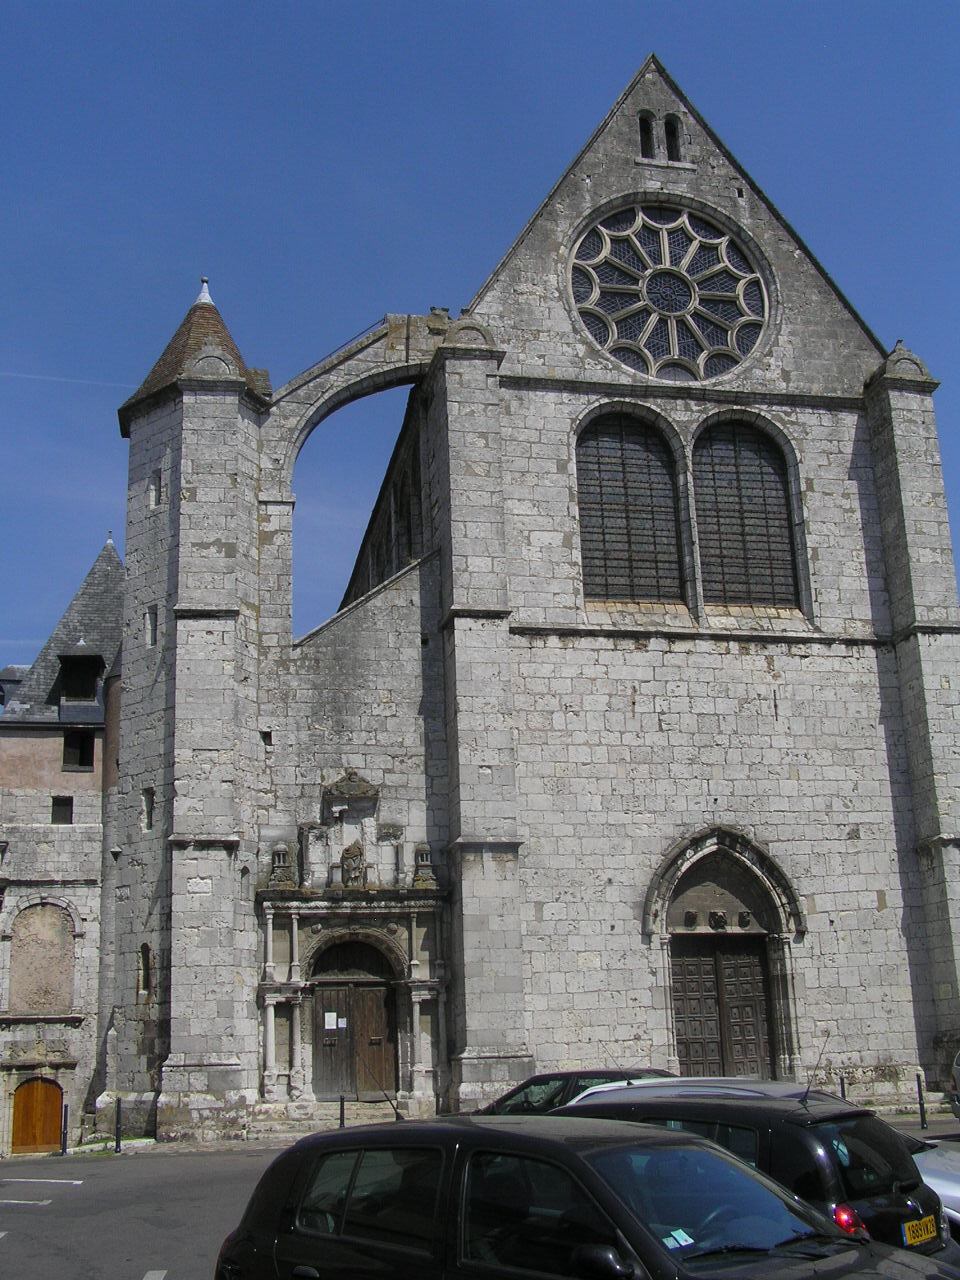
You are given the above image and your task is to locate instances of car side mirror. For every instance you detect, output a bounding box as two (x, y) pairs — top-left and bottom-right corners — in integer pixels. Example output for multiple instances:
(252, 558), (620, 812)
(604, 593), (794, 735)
(571, 1243), (646, 1280)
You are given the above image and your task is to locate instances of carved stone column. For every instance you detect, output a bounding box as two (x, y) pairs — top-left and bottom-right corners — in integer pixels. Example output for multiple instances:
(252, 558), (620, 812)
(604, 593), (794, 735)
(289, 997), (305, 1099)
(263, 998), (278, 1100)
(289, 910), (301, 983)
(263, 906), (275, 980)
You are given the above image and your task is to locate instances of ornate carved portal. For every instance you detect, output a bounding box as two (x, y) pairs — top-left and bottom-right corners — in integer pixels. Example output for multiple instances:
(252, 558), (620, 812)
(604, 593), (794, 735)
(312, 941), (398, 1101)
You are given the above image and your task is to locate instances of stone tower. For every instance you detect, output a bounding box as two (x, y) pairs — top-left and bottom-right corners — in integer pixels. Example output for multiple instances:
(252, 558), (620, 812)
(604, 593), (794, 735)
(105, 282), (270, 1133)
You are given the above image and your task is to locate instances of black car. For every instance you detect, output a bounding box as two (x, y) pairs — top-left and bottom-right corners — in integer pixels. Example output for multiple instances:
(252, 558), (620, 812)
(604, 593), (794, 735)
(476, 1068), (673, 1116)
(215, 1114), (960, 1280)
(560, 1081), (959, 1263)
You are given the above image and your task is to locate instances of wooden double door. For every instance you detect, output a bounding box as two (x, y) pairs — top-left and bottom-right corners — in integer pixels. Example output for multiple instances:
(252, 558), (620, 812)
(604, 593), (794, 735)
(12, 1078), (63, 1153)
(671, 936), (774, 1078)
(313, 983), (397, 1100)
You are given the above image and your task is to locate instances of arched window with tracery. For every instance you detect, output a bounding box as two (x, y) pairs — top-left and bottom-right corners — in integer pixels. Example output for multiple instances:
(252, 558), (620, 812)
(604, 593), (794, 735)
(576, 414), (683, 603)
(693, 422), (799, 607)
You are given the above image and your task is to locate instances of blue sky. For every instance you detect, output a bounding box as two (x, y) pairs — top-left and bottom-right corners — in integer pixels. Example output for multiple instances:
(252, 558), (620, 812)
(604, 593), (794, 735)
(2, 1), (958, 660)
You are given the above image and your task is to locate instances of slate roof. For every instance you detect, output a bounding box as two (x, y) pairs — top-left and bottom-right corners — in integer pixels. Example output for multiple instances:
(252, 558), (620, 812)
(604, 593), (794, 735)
(1, 539), (124, 724)
(118, 280), (270, 435)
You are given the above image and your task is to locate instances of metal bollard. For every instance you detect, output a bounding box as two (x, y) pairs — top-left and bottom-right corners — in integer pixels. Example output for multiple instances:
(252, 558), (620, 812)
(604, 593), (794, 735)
(917, 1072), (928, 1130)
(339, 1094), (345, 1128)
(60, 1103), (68, 1156)
(115, 1096), (122, 1152)
(839, 1076), (846, 1099)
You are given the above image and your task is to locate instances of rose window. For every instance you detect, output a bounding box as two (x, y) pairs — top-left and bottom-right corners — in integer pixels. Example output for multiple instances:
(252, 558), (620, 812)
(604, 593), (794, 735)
(570, 205), (767, 380)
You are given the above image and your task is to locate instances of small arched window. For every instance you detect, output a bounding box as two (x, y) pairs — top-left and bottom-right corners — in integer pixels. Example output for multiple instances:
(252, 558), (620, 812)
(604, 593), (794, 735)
(665, 115), (682, 162)
(576, 415), (683, 603)
(693, 422), (799, 607)
(638, 113), (655, 160)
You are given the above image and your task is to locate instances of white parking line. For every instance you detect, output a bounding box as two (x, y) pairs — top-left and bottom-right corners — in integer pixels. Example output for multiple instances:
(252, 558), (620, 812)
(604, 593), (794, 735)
(0, 1198), (51, 1205)
(143, 1272), (167, 1279)
(0, 1231), (7, 1239)
(0, 1178), (83, 1185)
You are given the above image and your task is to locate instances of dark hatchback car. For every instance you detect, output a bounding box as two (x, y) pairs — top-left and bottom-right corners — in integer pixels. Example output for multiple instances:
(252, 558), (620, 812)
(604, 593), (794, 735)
(560, 1084), (958, 1263)
(215, 1115), (960, 1280)
(476, 1068), (673, 1116)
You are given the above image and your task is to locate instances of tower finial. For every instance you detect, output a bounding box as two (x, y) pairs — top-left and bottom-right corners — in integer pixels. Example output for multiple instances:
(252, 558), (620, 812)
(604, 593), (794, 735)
(196, 277), (213, 305)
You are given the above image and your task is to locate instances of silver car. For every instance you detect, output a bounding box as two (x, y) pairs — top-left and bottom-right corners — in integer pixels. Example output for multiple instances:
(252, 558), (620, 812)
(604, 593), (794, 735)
(903, 1132), (960, 1239)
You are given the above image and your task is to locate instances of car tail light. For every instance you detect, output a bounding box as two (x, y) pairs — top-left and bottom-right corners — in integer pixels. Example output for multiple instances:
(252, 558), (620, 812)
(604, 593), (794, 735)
(833, 1203), (868, 1235)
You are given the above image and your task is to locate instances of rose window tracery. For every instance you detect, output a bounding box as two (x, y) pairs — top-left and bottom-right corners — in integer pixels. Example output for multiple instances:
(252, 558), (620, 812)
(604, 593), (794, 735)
(570, 205), (768, 381)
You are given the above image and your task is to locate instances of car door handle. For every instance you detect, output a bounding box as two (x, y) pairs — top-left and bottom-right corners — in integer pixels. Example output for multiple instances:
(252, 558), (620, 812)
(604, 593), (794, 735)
(369, 1036), (383, 1045)
(291, 1268), (320, 1279)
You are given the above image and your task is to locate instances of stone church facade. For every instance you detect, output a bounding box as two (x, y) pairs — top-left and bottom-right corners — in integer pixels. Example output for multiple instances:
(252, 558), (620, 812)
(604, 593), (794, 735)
(2, 56), (960, 1148)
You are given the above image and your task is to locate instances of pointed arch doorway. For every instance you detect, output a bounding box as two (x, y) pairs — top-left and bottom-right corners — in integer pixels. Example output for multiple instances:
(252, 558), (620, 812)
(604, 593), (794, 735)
(311, 941), (399, 1100)
(645, 828), (804, 1080)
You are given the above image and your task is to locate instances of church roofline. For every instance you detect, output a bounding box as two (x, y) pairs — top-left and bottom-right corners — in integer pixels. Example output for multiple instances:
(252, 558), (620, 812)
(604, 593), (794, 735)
(464, 53), (885, 359)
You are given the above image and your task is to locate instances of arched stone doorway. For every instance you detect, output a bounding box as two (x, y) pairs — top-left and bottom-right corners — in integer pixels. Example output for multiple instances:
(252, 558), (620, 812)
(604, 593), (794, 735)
(12, 1077), (62, 1153)
(644, 828), (805, 1080)
(311, 940), (399, 1100)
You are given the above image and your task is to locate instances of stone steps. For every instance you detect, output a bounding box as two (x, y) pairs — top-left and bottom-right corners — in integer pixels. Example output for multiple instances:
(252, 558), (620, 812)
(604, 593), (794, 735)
(242, 1100), (402, 1142)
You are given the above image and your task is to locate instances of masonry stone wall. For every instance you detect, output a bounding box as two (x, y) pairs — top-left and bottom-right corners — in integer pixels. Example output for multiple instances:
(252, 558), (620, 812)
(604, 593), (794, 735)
(507, 632), (928, 1083)
(290, 556), (447, 849)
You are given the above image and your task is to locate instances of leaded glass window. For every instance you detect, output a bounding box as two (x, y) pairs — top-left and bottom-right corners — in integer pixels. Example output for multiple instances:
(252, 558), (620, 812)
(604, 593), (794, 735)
(693, 423), (798, 607)
(571, 205), (767, 381)
(577, 416), (683, 602)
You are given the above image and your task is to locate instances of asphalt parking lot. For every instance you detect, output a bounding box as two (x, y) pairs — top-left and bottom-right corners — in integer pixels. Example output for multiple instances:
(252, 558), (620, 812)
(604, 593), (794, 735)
(0, 1141), (283, 1280)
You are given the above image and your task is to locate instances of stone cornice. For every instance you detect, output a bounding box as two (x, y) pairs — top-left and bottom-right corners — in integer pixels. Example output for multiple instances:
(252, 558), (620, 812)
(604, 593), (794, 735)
(498, 373), (866, 412)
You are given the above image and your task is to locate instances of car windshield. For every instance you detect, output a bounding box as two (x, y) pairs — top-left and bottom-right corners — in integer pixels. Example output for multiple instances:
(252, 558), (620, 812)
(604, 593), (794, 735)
(810, 1116), (919, 1199)
(491, 1078), (569, 1114)
(587, 1141), (843, 1265)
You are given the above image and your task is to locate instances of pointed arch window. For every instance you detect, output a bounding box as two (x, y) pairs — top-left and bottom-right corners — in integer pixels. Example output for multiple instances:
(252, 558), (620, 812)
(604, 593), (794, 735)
(693, 422), (799, 607)
(576, 415), (683, 602)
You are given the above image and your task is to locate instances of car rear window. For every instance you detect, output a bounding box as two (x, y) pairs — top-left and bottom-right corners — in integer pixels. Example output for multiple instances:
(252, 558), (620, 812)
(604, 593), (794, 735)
(810, 1116), (918, 1200)
(646, 1118), (758, 1168)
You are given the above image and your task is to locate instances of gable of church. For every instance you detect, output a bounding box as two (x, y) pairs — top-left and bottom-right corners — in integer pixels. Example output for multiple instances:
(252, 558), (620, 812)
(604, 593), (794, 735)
(467, 55), (882, 398)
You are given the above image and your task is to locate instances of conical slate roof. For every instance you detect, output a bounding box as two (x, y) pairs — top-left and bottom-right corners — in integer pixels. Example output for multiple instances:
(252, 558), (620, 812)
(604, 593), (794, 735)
(118, 280), (270, 434)
(1, 538), (124, 723)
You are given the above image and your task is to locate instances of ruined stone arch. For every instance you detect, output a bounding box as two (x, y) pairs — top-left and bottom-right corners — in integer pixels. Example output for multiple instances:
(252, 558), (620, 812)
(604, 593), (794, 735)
(284, 368), (425, 491)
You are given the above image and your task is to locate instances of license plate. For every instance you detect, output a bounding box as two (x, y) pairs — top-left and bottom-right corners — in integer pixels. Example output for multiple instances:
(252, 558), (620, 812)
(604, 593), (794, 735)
(902, 1215), (937, 1246)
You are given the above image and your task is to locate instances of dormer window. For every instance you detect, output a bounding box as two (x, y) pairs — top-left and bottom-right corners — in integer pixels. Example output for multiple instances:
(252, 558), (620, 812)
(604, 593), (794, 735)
(58, 652), (102, 701)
